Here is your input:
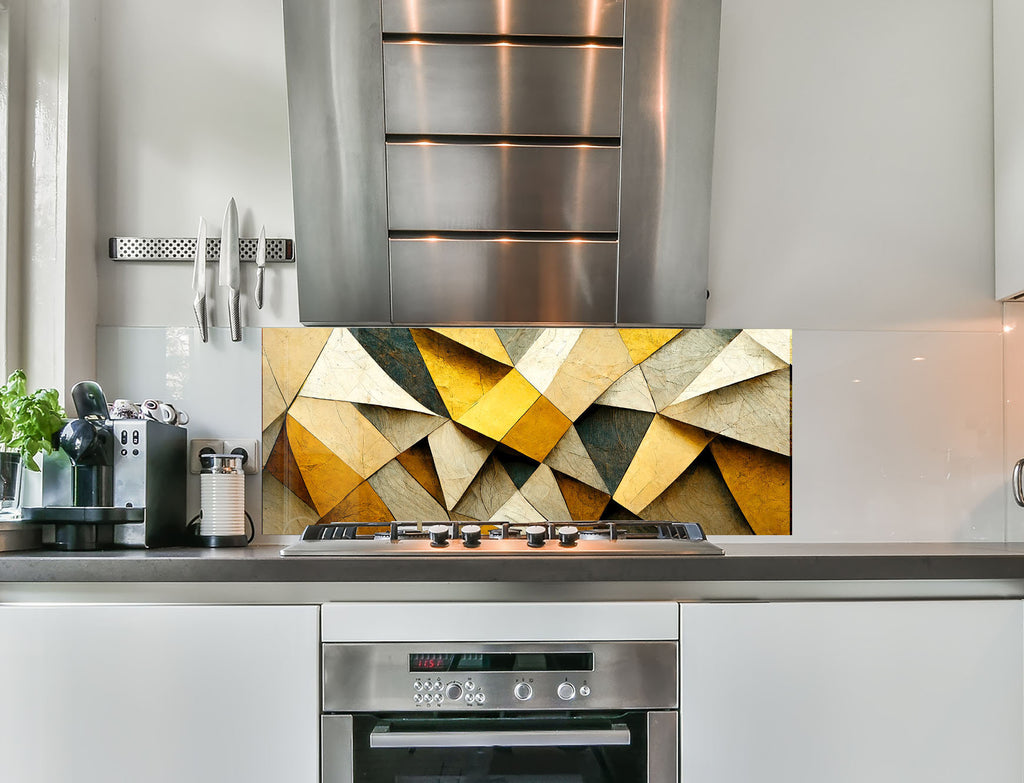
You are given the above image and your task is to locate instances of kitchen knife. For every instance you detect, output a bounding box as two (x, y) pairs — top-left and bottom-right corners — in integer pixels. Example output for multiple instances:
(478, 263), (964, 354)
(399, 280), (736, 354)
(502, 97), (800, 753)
(192, 216), (209, 342)
(254, 224), (266, 310)
(219, 197), (241, 342)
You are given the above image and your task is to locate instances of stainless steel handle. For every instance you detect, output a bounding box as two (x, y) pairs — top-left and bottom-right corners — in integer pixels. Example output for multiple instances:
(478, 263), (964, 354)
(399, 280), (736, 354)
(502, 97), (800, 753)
(254, 266), (265, 310)
(228, 289), (241, 342)
(192, 294), (208, 343)
(369, 723), (631, 749)
(1014, 459), (1024, 507)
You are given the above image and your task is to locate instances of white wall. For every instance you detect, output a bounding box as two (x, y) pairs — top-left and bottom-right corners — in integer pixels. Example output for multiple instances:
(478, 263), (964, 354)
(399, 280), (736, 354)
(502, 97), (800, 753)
(91, 0), (1007, 541)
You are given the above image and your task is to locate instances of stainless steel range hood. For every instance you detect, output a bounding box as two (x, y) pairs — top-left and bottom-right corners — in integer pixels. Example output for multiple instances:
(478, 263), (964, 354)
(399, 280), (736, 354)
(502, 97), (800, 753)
(283, 0), (721, 326)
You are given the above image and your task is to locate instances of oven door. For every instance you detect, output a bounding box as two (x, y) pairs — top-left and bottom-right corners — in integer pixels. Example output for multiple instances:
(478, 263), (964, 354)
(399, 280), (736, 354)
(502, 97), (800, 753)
(323, 711), (677, 783)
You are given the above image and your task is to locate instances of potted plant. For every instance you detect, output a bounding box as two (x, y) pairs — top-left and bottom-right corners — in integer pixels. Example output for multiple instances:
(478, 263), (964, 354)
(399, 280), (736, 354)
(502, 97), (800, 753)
(0, 370), (65, 515)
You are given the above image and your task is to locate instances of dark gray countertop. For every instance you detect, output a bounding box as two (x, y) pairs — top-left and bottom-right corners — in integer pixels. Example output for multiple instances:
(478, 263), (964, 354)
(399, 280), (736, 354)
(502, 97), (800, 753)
(2, 541), (1024, 584)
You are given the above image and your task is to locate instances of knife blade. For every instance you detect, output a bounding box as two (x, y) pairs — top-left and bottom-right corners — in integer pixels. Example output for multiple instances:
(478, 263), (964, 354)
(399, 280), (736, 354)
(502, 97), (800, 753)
(219, 197), (241, 342)
(191, 216), (209, 342)
(254, 224), (266, 310)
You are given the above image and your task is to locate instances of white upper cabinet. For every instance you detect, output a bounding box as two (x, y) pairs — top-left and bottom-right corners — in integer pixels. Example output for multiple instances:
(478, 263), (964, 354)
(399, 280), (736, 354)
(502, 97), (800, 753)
(996, 0), (1024, 299)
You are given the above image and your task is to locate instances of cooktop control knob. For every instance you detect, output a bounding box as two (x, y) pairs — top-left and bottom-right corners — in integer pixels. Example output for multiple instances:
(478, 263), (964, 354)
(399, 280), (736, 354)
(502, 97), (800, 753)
(427, 524), (450, 547)
(461, 524), (482, 548)
(556, 525), (579, 546)
(525, 525), (547, 548)
(556, 682), (576, 701)
(514, 682), (533, 701)
(445, 682), (463, 701)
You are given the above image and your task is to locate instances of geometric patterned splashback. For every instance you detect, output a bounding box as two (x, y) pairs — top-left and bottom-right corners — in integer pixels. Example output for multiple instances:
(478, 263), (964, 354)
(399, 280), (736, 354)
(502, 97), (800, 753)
(262, 328), (791, 535)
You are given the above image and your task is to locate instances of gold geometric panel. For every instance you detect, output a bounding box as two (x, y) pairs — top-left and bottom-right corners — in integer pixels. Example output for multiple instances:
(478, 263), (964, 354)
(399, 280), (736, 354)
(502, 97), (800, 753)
(613, 417), (715, 515)
(411, 328), (511, 419)
(618, 329), (681, 365)
(430, 328), (514, 366)
(543, 328), (634, 421)
(262, 327), (333, 408)
(261, 327), (792, 536)
(501, 395), (573, 463)
(639, 452), (753, 535)
(452, 457), (517, 521)
(711, 438), (791, 535)
(289, 396), (398, 479)
(593, 364), (657, 412)
(368, 460), (449, 522)
(661, 368), (792, 456)
(544, 425), (609, 494)
(427, 420), (496, 510)
(282, 415), (363, 517)
(457, 369), (540, 442)
(300, 328), (434, 414)
(671, 331), (790, 404)
(515, 328), (583, 396)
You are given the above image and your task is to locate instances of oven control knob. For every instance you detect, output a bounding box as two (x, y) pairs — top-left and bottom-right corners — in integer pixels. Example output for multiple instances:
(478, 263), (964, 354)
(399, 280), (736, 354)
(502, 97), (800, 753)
(556, 526), (579, 546)
(445, 682), (463, 701)
(427, 524), (450, 547)
(461, 525), (482, 548)
(557, 682), (576, 701)
(525, 525), (547, 548)
(514, 682), (533, 701)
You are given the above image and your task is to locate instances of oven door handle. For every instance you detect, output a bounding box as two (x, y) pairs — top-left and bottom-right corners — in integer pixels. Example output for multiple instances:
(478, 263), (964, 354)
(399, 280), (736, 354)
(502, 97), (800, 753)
(369, 723), (632, 748)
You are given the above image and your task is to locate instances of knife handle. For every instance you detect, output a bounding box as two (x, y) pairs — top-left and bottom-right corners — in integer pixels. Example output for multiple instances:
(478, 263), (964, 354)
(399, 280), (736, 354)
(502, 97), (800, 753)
(255, 267), (265, 310)
(228, 289), (241, 342)
(193, 294), (209, 343)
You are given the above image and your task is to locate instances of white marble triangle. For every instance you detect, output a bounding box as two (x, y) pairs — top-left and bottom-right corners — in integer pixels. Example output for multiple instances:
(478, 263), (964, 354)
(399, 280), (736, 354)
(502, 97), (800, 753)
(520, 463), (573, 521)
(669, 332), (790, 405)
(491, 490), (547, 524)
(427, 420), (496, 510)
(743, 329), (792, 365)
(515, 328), (583, 395)
(593, 365), (657, 412)
(298, 329), (434, 415)
(544, 425), (609, 494)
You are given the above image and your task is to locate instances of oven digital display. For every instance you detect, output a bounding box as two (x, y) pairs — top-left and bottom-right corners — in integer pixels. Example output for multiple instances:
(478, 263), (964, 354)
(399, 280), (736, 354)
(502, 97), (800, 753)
(409, 652), (594, 673)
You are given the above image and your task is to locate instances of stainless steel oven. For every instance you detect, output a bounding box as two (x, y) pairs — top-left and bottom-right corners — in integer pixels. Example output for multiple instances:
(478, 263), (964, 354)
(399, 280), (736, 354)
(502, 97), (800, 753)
(321, 641), (678, 783)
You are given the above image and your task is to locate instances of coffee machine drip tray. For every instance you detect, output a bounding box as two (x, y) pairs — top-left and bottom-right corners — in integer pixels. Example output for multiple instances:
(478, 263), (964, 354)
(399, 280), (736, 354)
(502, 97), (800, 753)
(20, 506), (146, 551)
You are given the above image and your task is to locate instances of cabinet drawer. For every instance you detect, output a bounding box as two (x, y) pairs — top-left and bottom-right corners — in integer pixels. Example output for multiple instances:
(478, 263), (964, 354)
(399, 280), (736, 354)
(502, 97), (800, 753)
(384, 42), (623, 137)
(390, 238), (617, 323)
(381, 0), (625, 37)
(386, 142), (621, 232)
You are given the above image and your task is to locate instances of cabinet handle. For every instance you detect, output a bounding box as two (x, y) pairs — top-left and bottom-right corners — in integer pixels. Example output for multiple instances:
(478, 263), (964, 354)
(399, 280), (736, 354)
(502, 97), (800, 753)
(1013, 459), (1024, 507)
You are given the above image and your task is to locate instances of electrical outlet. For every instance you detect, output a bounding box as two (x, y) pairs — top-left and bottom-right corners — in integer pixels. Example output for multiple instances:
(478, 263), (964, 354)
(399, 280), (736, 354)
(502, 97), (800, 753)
(189, 439), (224, 474)
(223, 439), (261, 475)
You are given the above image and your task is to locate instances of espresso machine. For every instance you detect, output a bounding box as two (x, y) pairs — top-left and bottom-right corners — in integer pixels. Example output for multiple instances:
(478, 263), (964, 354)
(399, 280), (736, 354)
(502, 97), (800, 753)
(22, 381), (187, 550)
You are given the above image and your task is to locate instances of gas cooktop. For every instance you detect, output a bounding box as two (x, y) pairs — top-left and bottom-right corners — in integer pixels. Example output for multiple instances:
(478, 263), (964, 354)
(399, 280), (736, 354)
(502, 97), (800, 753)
(279, 520), (723, 557)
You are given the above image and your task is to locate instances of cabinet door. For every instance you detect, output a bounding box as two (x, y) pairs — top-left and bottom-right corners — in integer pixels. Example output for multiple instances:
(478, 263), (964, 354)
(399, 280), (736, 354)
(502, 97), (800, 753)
(680, 601), (1023, 783)
(0, 604), (319, 783)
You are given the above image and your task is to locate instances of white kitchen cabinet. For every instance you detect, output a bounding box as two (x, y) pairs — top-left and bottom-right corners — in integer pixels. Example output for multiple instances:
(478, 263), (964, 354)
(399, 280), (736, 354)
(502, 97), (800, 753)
(0, 604), (319, 783)
(996, 0), (1024, 300)
(679, 600), (1023, 783)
